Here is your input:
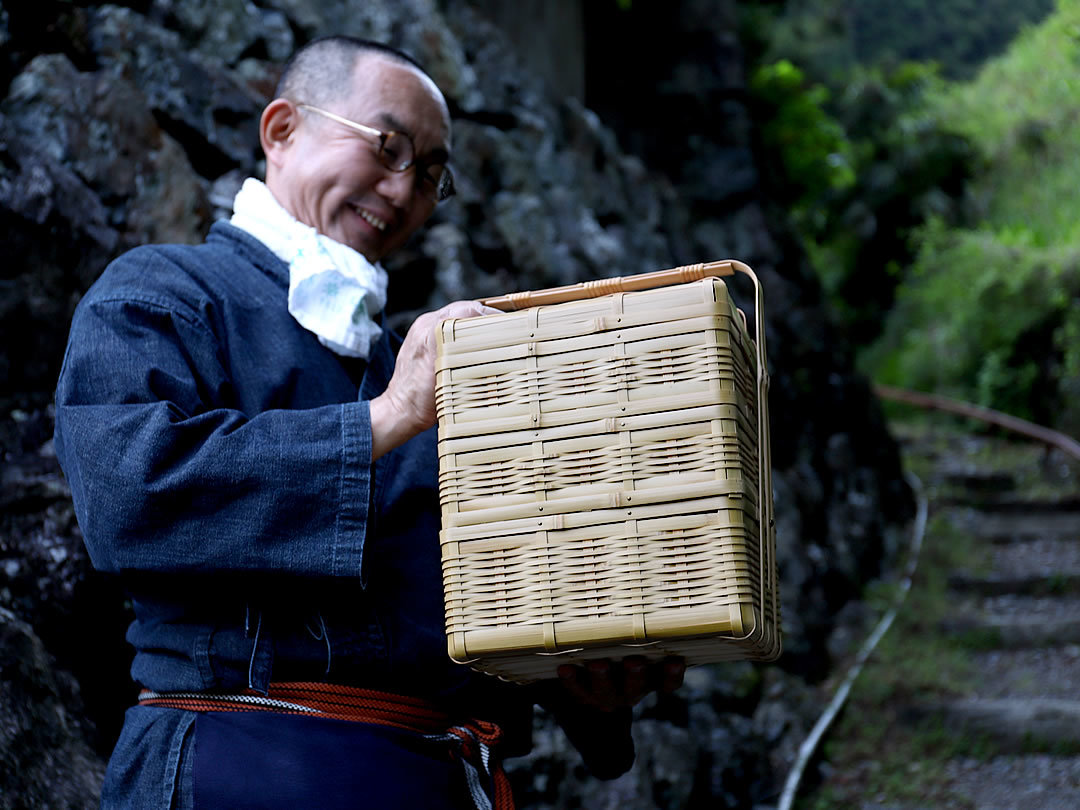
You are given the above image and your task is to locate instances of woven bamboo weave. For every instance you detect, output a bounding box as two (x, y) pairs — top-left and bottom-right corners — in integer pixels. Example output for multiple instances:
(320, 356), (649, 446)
(435, 261), (779, 683)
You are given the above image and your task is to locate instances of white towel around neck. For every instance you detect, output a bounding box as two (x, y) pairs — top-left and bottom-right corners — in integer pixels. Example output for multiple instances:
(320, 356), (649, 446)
(230, 178), (388, 359)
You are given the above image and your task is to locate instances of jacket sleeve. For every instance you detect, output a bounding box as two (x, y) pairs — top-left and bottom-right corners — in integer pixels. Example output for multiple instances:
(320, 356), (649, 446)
(54, 286), (372, 579)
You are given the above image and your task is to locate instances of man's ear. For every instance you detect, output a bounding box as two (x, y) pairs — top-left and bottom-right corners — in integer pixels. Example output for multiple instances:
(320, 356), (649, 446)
(260, 99), (299, 170)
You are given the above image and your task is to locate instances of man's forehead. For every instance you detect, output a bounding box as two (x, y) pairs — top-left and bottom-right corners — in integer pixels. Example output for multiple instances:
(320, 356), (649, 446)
(347, 53), (449, 137)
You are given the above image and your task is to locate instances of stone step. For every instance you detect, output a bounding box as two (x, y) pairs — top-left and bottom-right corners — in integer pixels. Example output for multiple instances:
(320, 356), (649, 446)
(948, 539), (1080, 595)
(900, 649), (1080, 751)
(948, 570), (1080, 596)
(943, 506), (1080, 543)
(977, 497), (1080, 514)
(844, 427), (1080, 810)
(941, 596), (1080, 647)
(965, 647), (1080, 701)
(939, 465), (1017, 494)
(930, 698), (1080, 752)
(856, 755), (1080, 809)
(937, 755), (1080, 810)
(937, 494), (1080, 513)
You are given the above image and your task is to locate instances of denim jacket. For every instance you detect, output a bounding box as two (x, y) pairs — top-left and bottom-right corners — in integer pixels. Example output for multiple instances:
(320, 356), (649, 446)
(54, 224), (633, 804)
(54, 221), (484, 699)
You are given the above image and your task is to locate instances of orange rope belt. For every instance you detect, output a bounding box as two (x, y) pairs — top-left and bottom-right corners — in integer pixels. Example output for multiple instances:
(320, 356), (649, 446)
(138, 681), (514, 810)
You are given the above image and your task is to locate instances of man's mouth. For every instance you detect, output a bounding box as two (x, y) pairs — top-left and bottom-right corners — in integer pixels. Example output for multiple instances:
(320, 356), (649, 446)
(356, 207), (388, 232)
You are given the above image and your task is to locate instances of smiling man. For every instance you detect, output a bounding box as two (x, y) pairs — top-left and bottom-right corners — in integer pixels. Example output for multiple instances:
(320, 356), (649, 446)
(265, 47), (451, 262)
(54, 36), (681, 809)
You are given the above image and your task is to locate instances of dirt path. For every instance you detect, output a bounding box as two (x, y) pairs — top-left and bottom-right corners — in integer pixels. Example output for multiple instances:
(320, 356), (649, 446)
(796, 423), (1080, 809)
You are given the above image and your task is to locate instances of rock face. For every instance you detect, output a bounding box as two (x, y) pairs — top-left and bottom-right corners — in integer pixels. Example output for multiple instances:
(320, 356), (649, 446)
(0, 608), (105, 810)
(0, 1), (912, 806)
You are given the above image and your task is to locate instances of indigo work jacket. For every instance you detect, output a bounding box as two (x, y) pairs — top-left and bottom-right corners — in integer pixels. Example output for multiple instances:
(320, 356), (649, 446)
(54, 223), (633, 798)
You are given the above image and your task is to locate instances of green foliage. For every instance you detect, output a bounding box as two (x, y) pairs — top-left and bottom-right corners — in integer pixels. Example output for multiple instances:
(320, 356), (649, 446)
(766, 0), (1054, 81)
(850, 0), (1055, 79)
(807, 63), (976, 345)
(743, 43), (977, 346)
(868, 224), (1080, 422)
(748, 59), (856, 207)
(924, 1), (1080, 241)
(742, 0), (1078, 430)
(869, 1), (1080, 432)
(750, 0), (856, 81)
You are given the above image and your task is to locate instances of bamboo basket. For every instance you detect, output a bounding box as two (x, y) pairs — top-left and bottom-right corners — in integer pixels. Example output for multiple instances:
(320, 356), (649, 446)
(434, 261), (779, 683)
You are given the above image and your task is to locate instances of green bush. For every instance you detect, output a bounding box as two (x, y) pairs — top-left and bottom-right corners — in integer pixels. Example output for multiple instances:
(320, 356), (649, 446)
(813, 64), (976, 344)
(760, 0), (1054, 80)
(748, 56), (976, 346)
(867, 221), (1080, 427)
(850, 0), (1055, 79)
(744, 0), (1080, 431)
(868, 1), (1080, 433)
(749, 59), (856, 208)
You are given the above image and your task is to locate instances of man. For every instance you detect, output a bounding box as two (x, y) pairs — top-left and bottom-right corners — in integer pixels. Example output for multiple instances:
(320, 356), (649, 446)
(55, 36), (682, 809)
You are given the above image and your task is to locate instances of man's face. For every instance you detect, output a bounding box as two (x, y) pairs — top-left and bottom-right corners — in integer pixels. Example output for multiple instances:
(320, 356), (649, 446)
(271, 54), (451, 262)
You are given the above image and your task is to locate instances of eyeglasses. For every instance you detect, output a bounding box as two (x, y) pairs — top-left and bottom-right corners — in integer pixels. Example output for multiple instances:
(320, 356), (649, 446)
(296, 103), (456, 203)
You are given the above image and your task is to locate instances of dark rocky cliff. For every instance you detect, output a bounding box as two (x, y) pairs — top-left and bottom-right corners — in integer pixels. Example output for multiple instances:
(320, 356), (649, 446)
(0, 1), (911, 807)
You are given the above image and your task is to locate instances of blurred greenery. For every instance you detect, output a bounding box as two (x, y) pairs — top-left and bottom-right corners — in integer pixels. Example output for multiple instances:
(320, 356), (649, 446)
(749, 59), (856, 208)
(850, 0), (1055, 79)
(870, 1), (1080, 433)
(761, 0), (1054, 80)
(743, 0), (1080, 436)
(744, 22), (976, 347)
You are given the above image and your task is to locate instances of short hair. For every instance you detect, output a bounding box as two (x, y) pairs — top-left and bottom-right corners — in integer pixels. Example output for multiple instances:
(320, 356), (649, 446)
(274, 36), (431, 107)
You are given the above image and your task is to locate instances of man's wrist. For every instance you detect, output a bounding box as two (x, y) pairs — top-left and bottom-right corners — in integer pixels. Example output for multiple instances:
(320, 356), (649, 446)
(369, 392), (426, 460)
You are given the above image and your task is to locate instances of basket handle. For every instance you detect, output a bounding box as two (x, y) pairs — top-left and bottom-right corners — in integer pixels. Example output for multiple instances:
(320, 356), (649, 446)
(737, 265), (779, 657)
(479, 260), (745, 310)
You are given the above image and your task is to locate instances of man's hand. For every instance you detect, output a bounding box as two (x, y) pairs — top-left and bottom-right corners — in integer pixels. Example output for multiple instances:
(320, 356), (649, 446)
(556, 656), (686, 712)
(370, 300), (498, 460)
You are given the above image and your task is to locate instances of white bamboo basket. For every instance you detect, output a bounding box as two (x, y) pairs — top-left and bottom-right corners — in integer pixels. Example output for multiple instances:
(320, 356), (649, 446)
(434, 261), (779, 683)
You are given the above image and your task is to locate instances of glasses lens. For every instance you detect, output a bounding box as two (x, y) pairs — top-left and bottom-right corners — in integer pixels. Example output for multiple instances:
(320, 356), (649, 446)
(436, 168), (456, 202)
(376, 130), (455, 203)
(413, 164), (455, 203)
(378, 132), (414, 173)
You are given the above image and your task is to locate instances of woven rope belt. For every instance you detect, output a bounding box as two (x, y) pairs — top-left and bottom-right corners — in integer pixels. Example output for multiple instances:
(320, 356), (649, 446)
(138, 681), (514, 810)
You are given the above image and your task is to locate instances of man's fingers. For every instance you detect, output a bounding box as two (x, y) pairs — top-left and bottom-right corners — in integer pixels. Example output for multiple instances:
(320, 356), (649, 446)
(659, 657), (686, 694)
(555, 659), (620, 711)
(557, 656), (687, 711)
(622, 656), (650, 704)
(557, 663), (599, 708)
(434, 300), (501, 320)
(586, 659), (618, 711)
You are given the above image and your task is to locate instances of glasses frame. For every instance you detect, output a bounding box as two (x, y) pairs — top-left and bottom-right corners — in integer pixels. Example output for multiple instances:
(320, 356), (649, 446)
(295, 103), (455, 203)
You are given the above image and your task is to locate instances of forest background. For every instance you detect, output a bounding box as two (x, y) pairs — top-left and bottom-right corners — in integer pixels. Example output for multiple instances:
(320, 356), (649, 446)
(747, 0), (1078, 436)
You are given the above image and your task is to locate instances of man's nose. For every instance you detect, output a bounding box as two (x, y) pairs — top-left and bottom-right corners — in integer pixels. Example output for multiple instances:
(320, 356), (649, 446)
(374, 168), (416, 208)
